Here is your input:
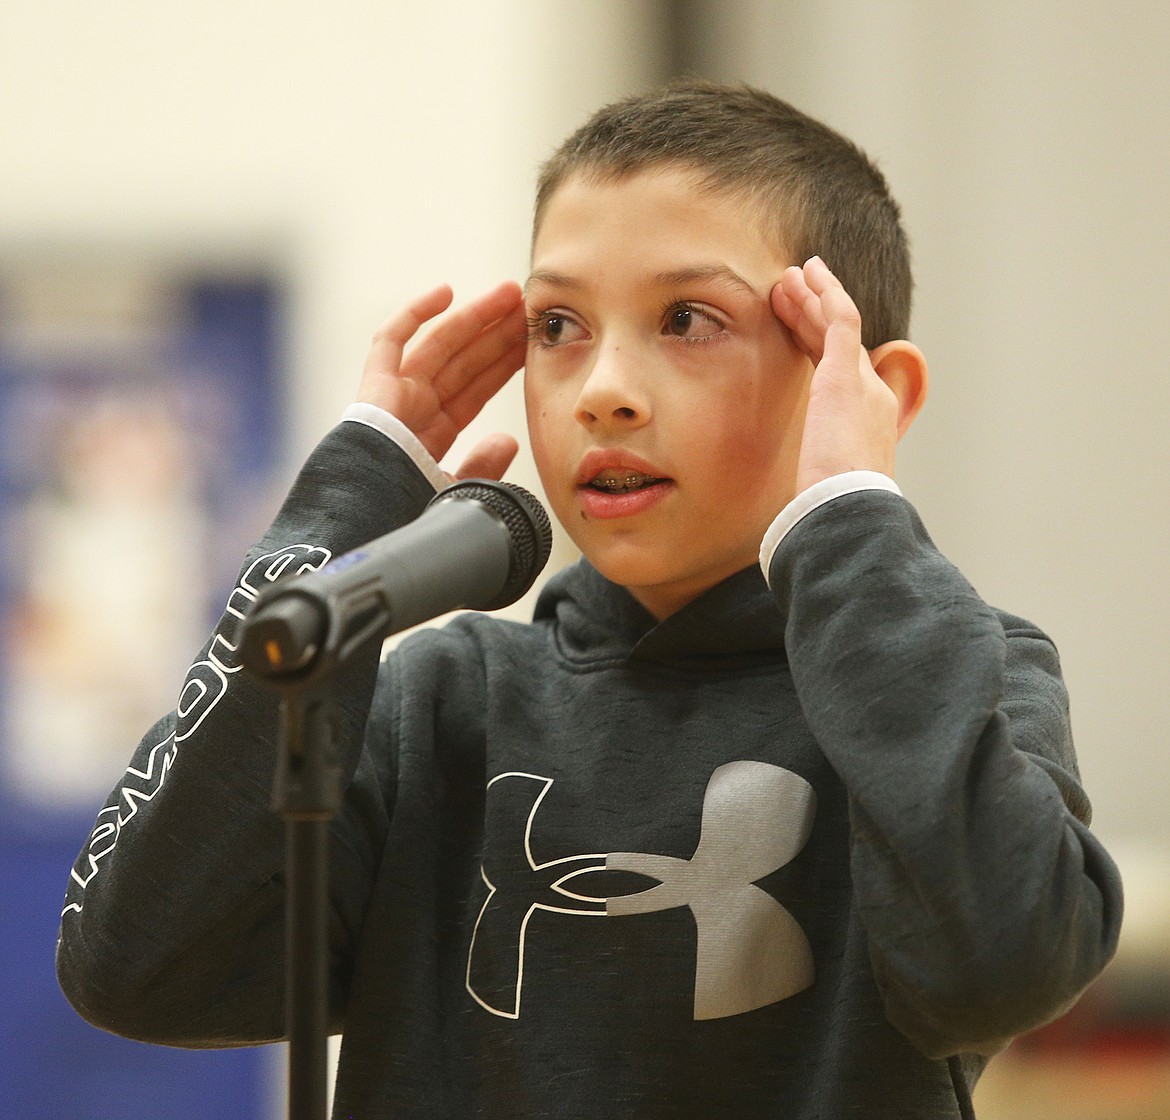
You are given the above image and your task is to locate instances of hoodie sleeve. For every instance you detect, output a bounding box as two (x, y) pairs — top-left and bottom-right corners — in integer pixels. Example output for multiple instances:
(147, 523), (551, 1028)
(55, 420), (435, 1046)
(768, 487), (1123, 1060)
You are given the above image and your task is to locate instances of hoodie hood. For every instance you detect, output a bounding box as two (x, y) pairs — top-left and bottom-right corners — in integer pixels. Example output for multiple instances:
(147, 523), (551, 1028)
(533, 558), (787, 669)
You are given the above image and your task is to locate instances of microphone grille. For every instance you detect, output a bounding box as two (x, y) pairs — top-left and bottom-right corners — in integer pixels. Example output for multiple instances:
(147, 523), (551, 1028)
(427, 479), (553, 609)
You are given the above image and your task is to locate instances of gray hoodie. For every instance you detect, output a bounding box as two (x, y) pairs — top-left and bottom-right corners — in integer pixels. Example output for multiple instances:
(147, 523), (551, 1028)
(57, 419), (1122, 1118)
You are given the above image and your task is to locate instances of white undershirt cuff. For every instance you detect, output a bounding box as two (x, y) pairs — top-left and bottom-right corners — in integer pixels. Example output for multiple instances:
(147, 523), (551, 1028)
(759, 471), (902, 584)
(342, 402), (448, 493)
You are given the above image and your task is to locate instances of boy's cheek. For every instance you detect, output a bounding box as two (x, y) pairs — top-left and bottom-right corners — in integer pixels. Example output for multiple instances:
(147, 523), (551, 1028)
(718, 397), (808, 504)
(525, 366), (584, 430)
(523, 403), (568, 492)
(522, 376), (551, 436)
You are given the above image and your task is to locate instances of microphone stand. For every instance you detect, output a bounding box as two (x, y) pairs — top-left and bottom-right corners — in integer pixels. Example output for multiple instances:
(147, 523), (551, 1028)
(272, 684), (341, 1120)
(241, 585), (396, 1120)
(238, 479), (552, 1120)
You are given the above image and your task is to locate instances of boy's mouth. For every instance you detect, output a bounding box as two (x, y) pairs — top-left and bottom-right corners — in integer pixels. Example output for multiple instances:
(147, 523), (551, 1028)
(586, 468), (665, 494)
(576, 450), (669, 489)
(574, 452), (674, 520)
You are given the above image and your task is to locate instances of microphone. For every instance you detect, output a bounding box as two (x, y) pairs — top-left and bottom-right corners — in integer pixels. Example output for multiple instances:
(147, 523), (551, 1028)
(239, 478), (552, 683)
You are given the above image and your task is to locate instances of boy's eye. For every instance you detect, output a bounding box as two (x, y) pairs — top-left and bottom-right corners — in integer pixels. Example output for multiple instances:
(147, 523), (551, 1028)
(527, 312), (586, 348)
(662, 303), (724, 341)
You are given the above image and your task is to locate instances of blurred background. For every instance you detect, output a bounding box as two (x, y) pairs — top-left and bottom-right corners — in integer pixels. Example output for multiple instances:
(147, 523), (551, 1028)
(1, 2), (1166, 1117)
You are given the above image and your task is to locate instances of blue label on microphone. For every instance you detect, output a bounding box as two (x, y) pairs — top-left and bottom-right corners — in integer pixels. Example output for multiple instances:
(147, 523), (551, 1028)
(322, 549), (368, 574)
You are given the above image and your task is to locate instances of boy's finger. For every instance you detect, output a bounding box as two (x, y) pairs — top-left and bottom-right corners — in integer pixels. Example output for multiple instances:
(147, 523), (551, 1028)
(450, 431), (520, 482)
(781, 266), (828, 329)
(429, 302), (527, 400)
(771, 276), (815, 331)
(771, 284), (818, 360)
(802, 254), (841, 291)
(403, 281), (524, 380)
(365, 284), (455, 376)
(802, 257), (863, 331)
(774, 270), (828, 359)
(443, 335), (528, 433)
(799, 258), (865, 372)
(817, 288), (863, 357)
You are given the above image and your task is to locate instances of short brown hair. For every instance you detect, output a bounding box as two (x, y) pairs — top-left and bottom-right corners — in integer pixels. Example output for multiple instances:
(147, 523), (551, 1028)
(534, 80), (912, 347)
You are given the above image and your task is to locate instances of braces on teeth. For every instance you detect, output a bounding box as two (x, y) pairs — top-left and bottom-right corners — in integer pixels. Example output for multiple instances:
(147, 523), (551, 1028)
(595, 474), (648, 493)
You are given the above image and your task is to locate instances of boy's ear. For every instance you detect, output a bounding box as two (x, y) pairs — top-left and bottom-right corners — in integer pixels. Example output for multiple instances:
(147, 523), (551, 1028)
(869, 340), (928, 439)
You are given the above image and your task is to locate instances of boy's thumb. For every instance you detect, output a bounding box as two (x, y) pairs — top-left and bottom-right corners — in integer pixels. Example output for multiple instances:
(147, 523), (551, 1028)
(450, 432), (519, 483)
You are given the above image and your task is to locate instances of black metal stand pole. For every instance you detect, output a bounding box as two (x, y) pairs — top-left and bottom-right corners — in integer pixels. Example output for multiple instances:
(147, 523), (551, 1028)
(274, 690), (342, 1120)
(286, 816), (330, 1120)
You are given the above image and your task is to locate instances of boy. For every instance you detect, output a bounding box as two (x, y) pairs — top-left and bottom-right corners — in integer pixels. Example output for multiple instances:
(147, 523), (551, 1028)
(58, 81), (1122, 1118)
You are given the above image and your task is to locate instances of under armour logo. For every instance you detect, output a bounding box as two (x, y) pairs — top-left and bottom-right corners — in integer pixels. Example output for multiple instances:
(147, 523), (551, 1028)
(466, 761), (816, 1021)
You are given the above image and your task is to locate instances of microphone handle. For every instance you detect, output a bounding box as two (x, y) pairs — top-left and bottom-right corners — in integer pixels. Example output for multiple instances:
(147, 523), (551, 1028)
(240, 500), (512, 683)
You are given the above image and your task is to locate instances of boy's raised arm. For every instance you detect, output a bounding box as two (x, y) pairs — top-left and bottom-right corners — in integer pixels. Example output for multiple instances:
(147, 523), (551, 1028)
(767, 262), (1122, 1058)
(56, 284), (527, 1046)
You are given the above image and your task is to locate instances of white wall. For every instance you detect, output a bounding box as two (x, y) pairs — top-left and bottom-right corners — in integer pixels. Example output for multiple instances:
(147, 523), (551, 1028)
(690, 0), (1170, 855)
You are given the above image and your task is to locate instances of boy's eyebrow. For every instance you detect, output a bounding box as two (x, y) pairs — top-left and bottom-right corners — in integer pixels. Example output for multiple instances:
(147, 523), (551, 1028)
(652, 265), (761, 298)
(524, 264), (762, 298)
(524, 270), (579, 294)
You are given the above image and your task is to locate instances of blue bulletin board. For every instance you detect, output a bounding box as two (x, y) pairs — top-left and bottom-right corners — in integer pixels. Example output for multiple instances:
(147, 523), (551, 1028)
(0, 254), (286, 1118)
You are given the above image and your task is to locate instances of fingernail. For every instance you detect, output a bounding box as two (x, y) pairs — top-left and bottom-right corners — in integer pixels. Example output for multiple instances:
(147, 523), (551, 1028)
(806, 255), (823, 267)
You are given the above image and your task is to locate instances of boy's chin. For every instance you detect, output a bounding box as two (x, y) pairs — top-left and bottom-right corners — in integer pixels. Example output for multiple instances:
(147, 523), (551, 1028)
(579, 550), (728, 620)
(571, 537), (662, 585)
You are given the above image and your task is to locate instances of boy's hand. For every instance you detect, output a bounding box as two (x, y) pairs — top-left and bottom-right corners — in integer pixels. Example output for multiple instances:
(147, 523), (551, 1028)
(358, 281), (528, 481)
(771, 257), (903, 494)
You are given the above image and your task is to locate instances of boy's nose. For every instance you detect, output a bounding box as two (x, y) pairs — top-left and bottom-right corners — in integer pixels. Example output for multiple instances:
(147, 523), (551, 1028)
(574, 348), (650, 429)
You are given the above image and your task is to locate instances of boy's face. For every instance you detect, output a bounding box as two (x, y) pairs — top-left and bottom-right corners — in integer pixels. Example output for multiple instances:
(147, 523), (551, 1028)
(524, 167), (813, 620)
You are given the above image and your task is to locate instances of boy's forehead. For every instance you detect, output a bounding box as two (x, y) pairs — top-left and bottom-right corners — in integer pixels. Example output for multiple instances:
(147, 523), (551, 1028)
(528, 168), (790, 291)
